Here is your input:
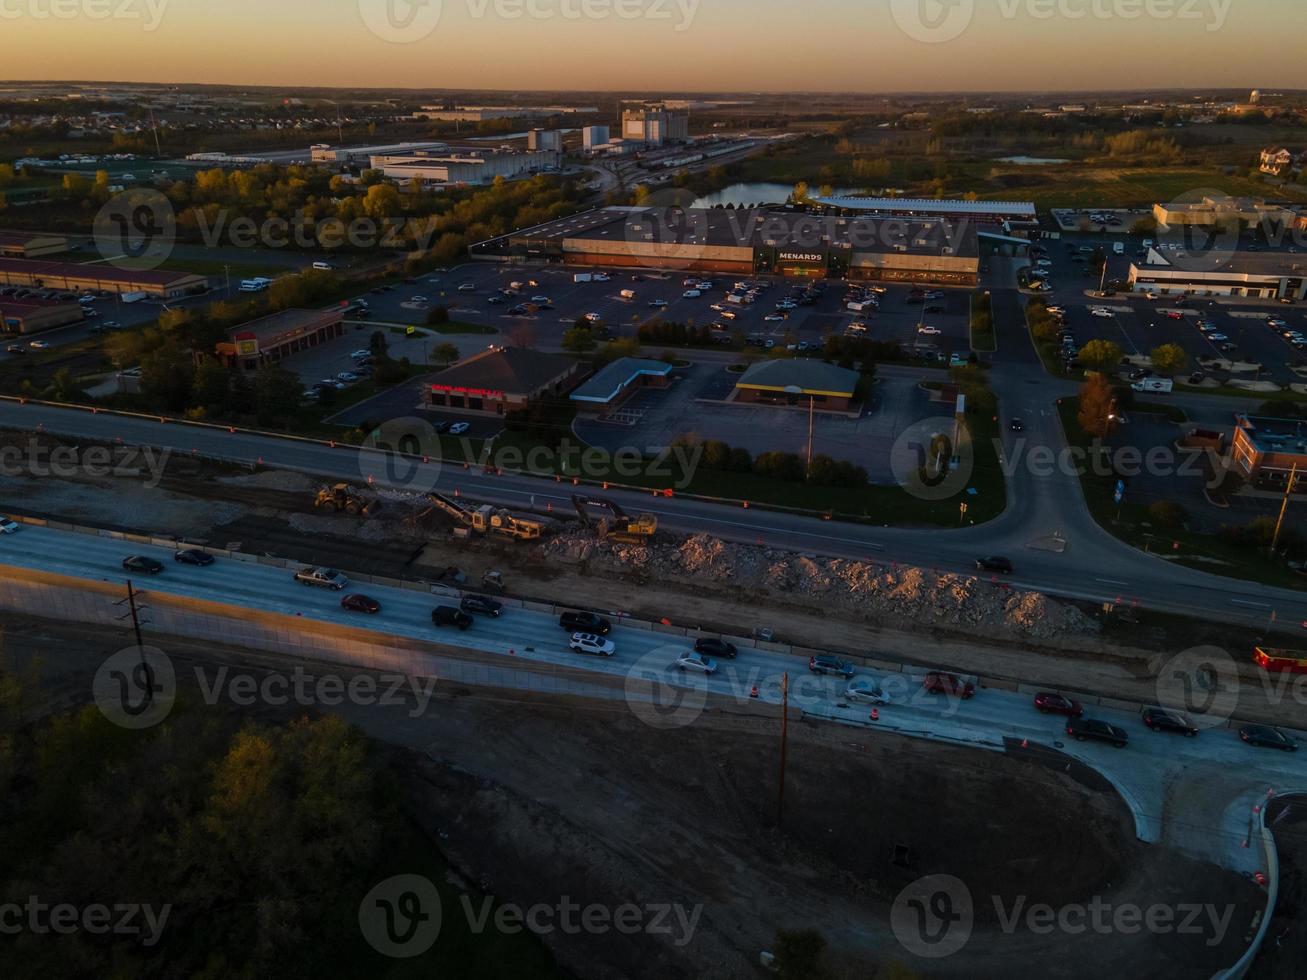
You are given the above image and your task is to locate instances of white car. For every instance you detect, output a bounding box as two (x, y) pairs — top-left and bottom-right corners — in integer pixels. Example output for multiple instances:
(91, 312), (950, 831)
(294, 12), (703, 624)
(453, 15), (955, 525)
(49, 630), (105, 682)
(411, 295), (427, 303)
(28, 340), (49, 349)
(1209, 333), (1229, 342)
(449, 422), (471, 435)
(674, 652), (718, 675)
(584, 312), (603, 323)
(0, 516), (19, 534)
(763, 313), (787, 322)
(531, 295), (550, 304)
(648, 299), (668, 308)
(917, 325), (942, 336)
(458, 283), (476, 292)
(844, 681), (888, 705)
(1046, 306), (1065, 314)
(336, 371), (360, 383)
(351, 349), (372, 359)
(569, 633), (615, 657)
(1090, 309), (1114, 318)
(593, 273), (611, 282)
(1144, 292), (1160, 301)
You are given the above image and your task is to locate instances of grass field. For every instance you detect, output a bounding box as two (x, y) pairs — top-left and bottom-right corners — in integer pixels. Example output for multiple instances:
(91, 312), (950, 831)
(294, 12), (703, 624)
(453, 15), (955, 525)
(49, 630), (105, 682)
(976, 167), (1305, 210)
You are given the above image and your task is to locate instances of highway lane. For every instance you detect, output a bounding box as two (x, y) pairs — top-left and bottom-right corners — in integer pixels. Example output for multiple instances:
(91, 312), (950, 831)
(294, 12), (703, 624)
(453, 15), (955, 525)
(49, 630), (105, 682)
(5, 522), (1307, 871)
(1, 397), (1304, 629)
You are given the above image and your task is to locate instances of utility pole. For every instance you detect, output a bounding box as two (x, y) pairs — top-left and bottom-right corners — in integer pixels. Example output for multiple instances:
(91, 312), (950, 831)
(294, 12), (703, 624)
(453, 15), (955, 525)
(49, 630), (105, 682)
(1271, 463), (1299, 553)
(776, 672), (789, 828)
(114, 580), (149, 660)
(805, 396), (815, 477)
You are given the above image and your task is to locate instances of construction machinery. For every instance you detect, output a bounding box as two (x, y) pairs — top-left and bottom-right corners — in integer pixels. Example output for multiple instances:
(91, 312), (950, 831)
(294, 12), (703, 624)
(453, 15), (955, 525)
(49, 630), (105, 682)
(428, 492), (545, 542)
(314, 483), (376, 516)
(571, 493), (657, 545)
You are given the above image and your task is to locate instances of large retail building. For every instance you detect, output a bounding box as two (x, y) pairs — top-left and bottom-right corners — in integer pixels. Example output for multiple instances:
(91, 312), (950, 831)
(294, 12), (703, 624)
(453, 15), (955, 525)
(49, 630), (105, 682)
(477, 206), (980, 286)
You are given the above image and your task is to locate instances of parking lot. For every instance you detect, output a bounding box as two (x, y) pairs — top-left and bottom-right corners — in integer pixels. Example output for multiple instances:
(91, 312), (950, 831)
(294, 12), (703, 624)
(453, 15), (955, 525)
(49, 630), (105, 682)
(1026, 236), (1307, 388)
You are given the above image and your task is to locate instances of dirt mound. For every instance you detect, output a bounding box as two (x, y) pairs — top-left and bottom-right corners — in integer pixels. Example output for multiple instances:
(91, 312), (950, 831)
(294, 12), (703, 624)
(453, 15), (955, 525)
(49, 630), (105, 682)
(544, 531), (1097, 640)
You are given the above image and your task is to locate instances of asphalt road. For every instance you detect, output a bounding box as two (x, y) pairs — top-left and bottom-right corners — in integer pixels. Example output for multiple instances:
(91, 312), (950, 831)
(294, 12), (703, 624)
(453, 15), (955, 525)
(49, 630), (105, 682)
(4, 521), (1304, 873)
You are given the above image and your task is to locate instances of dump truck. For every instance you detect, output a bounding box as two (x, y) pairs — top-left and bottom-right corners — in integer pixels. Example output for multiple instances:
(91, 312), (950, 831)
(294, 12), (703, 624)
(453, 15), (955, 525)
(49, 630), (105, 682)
(428, 492), (545, 541)
(313, 483), (376, 516)
(571, 493), (657, 544)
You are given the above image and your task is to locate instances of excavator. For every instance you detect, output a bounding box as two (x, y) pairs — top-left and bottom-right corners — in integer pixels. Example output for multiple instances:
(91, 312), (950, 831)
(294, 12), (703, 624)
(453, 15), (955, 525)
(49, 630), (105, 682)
(571, 493), (657, 545)
(427, 492), (545, 542)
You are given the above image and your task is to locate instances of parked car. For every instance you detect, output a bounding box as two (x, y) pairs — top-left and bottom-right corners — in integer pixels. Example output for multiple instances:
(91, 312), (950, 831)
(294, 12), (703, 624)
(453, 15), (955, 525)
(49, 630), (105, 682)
(173, 548), (214, 566)
(431, 606), (473, 630)
(559, 610), (612, 634)
(975, 556), (1013, 574)
(121, 555), (164, 575)
(569, 633), (615, 657)
(1033, 692), (1083, 717)
(675, 652), (718, 674)
(0, 516), (19, 534)
(449, 422), (471, 435)
(923, 672), (975, 699)
(460, 594), (503, 618)
(341, 594), (381, 614)
(1238, 725), (1298, 751)
(457, 283), (476, 292)
(694, 637), (737, 659)
(1141, 706), (1198, 736)
(294, 566), (349, 590)
(809, 655), (854, 679)
(1067, 717), (1129, 747)
(1008, 418), (1024, 432)
(844, 681), (888, 705)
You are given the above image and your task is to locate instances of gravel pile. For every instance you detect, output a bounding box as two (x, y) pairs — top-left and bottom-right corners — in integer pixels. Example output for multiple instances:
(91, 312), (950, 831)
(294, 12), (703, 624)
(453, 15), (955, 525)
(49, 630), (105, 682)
(544, 530), (1096, 640)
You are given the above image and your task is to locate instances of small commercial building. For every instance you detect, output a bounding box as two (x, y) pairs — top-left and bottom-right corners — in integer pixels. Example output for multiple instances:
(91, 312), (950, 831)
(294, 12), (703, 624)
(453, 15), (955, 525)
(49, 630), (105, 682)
(733, 361), (860, 411)
(1152, 195), (1299, 230)
(0, 297), (84, 334)
(1129, 252), (1307, 300)
(428, 347), (583, 416)
(0, 230), (68, 259)
(0, 257), (207, 299)
(211, 308), (346, 374)
(1232, 415), (1307, 491)
(570, 357), (673, 412)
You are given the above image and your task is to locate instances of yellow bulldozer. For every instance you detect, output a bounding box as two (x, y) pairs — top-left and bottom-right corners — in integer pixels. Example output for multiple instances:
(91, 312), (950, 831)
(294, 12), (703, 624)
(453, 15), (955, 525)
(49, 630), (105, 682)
(313, 483), (376, 516)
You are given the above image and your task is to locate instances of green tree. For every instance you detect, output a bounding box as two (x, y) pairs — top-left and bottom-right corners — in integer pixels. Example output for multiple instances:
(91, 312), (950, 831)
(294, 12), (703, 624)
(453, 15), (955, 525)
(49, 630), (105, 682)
(1150, 343), (1189, 376)
(139, 341), (195, 412)
(251, 363), (302, 425)
(562, 325), (597, 354)
(1078, 339), (1124, 374)
(773, 928), (830, 980)
(432, 342), (460, 364)
(193, 359), (232, 410)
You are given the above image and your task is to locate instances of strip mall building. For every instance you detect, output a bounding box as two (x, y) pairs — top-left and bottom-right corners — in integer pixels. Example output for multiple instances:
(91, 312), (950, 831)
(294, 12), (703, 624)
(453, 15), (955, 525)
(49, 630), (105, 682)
(475, 206), (981, 286)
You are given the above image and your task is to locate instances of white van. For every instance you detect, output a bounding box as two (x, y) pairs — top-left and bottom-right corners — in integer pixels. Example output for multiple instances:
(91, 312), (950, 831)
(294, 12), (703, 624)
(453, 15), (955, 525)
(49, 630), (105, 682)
(683, 289), (702, 299)
(312, 261), (334, 271)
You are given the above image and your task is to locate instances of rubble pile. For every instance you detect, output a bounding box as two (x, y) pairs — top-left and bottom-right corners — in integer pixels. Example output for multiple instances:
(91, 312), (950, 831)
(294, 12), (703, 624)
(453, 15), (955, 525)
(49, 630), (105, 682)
(544, 531), (1097, 639)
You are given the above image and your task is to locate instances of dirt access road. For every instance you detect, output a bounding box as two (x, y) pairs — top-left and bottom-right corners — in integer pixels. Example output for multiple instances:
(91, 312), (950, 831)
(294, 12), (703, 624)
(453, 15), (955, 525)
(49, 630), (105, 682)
(1, 616), (1264, 980)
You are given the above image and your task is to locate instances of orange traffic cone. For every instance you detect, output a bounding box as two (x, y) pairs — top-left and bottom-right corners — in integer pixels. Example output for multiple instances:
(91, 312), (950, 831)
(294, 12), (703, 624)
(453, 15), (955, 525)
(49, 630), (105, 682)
(870, 708), (879, 722)
(749, 685), (759, 699)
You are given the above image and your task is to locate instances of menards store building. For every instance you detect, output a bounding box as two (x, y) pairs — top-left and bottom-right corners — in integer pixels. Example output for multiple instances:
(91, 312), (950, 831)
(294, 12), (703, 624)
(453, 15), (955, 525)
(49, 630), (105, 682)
(479, 206), (980, 286)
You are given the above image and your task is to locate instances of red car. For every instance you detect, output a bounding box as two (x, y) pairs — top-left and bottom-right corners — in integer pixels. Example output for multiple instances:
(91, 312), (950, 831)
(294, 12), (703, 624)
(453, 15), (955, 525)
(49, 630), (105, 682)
(1034, 692), (1083, 717)
(923, 672), (975, 699)
(341, 594), (381, 614)
(1164, 311), (1184, 320)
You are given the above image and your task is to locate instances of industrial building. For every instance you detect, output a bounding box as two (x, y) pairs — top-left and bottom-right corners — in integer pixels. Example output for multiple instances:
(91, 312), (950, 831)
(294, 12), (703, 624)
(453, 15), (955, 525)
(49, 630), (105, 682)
(1232, 415), (1307, 491)
(310, 142), (448, 165)
(812, 196), (1038, 227)
(620, 102), (689, 145)
(428, 347), (584, 416)
(527, 129), (563, 152)
(371, 148), (562, 186)
(0, 257), (207, 299)
(570, 357), (673, 411)
(1129, 251), (1307, 300)
(477, 206), (980, 285)
(0, 297), (85, 334)
(0, 230), (68, 259)
(582, 126), (610, 151)
(1152, 195), (1299, 230)
(733, 361), (861, 411)
(211, 308), (346, 374)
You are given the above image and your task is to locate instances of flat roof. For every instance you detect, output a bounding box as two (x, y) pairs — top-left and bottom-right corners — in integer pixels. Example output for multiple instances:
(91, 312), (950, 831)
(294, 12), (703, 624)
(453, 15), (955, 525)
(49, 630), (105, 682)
(1134, 251), (1307, 278)
(0, 256), (205, 287)
(509, 207), (978, 259)
(1237, 415), (1307, 455)
(228, 308), (342, 344)
(736, 360), (860, 398)
(0, 297), (80, 313)
(813, 196), (1037, 219)
(0, 230), (65, 246)
(430, 347), (578, 396)
(571, 357), (672, 404)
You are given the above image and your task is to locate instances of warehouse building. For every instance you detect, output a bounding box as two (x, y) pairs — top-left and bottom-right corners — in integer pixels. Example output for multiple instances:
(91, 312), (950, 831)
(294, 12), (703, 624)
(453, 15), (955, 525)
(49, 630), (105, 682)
(812, 196), (1038, 227)
(428, 346), (584, 416)
(1152, 195), (1299, 230)
(0, 257), (207, 299)
(733, 361), (861, 411)
(372, 148), (561, 186)
(1129, 252), (1307, 300)
(0, 297), (85, 335)
(527, 129), (563, 152)
(210, 308), (346, 374)
(0, 230), (68, 259)
(310, 141), (448, 165)
(478, 206), (979, 285)
(1232, 415), (1307, 491)
(570, 357), (673, 412)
